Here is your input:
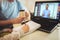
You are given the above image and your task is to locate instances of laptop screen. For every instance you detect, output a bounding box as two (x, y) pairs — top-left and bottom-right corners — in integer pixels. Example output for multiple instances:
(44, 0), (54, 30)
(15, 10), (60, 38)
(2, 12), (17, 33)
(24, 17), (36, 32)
(34, 1), (60, 19)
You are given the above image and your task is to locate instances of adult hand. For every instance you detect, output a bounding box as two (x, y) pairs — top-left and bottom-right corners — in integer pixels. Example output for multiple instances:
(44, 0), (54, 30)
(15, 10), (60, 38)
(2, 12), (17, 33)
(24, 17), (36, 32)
(11, 17), (25, 24)
(48, 13), (50, 17)
(42, 13), (44, 16)
(25, 12), (29, 18)
(24, 11), (31, 21)
(19, 11), (30, 21)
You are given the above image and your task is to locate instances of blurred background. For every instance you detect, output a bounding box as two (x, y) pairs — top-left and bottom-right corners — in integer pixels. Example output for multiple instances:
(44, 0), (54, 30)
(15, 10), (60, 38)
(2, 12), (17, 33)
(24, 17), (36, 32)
(19, 0), (59, 12)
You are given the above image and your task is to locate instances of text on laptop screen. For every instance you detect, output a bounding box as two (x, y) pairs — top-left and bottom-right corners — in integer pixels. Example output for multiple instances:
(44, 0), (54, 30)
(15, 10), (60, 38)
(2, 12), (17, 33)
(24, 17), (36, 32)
(34, 2), (60, 19)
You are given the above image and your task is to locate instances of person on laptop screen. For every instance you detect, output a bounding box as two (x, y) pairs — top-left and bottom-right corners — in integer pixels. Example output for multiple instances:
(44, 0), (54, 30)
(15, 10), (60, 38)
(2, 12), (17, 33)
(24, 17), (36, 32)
(57, 4), (60, 19)
(42, 4), (50, 18)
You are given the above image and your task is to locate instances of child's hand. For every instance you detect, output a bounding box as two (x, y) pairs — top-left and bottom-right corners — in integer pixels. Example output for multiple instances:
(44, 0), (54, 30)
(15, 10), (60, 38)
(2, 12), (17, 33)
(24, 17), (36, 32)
(22, 24), (29, 33)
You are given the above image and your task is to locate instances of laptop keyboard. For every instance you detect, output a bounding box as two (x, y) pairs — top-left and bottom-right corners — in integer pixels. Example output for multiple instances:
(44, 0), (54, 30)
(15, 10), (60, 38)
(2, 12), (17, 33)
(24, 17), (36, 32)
(32, 17), (58, 33)
(40, 22), (58, 31)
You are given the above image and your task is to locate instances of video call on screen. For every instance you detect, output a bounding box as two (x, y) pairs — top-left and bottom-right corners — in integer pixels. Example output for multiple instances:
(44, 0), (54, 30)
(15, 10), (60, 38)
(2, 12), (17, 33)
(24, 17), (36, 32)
(34, 3), (60, 19)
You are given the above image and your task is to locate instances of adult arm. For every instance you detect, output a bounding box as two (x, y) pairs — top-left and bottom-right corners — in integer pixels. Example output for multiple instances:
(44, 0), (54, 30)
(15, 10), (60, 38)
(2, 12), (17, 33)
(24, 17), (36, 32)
(0, 17), (24, 26)
(48, 10), (50, 17)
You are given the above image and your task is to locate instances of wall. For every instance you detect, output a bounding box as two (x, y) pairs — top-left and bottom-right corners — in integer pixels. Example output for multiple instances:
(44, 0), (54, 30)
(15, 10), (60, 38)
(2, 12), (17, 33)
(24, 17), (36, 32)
(19, 0), (57, 12)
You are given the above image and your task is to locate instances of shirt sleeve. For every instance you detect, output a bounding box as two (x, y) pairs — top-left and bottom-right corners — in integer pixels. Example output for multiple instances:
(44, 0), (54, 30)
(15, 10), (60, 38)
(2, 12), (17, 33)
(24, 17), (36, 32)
(16, 0), (22, 11)
(0, 4), (7, 20)
(17, 0), (28, 11)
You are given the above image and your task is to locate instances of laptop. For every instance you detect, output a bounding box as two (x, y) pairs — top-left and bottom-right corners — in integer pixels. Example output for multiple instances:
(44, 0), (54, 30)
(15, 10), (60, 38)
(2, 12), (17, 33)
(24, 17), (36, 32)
(32, 1), (60, 33)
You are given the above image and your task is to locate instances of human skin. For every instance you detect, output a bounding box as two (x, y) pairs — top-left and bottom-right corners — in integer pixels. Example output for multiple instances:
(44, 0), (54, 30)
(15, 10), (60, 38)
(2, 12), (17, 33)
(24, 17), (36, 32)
(0, 0), (30, 32)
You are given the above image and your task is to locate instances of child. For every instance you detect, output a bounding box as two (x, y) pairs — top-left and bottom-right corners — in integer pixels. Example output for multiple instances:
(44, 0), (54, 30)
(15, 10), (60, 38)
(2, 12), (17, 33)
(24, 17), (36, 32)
(0, 21), (41, 40)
